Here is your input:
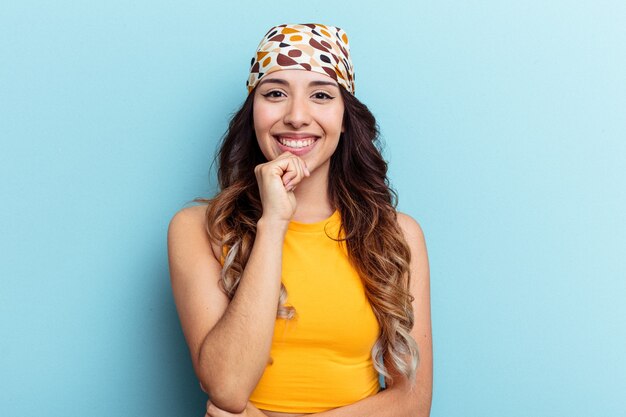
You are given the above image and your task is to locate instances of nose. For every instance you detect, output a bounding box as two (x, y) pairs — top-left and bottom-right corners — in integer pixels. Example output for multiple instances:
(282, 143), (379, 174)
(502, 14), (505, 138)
(283, 95), (311, 129)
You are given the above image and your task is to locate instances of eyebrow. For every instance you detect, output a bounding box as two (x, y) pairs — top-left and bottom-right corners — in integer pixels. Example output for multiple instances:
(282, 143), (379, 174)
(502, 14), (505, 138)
(258, 77), (339, 89)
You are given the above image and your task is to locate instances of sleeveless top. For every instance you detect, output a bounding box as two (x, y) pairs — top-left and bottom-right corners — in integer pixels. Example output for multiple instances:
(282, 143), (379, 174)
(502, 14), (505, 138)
(249, 210), (381, 412)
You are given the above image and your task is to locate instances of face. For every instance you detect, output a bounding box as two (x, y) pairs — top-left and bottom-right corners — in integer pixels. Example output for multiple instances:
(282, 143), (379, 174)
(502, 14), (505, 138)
(252, 69), (345, 178)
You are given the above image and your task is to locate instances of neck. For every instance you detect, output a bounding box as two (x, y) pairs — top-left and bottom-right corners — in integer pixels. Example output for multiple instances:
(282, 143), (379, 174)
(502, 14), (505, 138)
(291, 163), (334, 223)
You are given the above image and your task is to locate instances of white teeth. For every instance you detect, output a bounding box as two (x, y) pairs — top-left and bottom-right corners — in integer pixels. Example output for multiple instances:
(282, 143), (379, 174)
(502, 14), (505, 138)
(278, 137), (316, 148)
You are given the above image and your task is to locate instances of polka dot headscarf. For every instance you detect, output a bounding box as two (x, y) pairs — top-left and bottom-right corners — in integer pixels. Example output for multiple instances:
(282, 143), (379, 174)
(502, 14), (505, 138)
(247, 23), (355, 95)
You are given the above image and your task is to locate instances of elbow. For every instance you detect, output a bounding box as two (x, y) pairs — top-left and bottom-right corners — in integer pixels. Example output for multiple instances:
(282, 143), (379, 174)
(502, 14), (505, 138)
(196, 350), (256, 413)
(202, 385), (249, 414)
(197, 368), (251, 414)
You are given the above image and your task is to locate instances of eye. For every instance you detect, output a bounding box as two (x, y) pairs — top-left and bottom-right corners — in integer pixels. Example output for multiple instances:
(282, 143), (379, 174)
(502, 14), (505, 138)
(261, 90), (285, 99)
(312, 92), (334, 100)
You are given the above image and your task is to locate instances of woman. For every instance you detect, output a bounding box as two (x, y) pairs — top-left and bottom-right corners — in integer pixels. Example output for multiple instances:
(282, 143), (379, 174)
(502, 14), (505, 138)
(167, 23), (432, 417)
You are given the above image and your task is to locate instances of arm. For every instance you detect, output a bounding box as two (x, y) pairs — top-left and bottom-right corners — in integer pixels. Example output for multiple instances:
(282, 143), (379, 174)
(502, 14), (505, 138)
(168, 206), (287, 413)
(168, 153), (309, 414)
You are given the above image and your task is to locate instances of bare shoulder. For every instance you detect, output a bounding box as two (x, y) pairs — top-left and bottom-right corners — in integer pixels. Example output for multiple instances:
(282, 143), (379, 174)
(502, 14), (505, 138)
(168, 204), (209, 233)
(395, 211), (430, 282)
(396, 211), (427, 249)
(167, 204), (221, 262)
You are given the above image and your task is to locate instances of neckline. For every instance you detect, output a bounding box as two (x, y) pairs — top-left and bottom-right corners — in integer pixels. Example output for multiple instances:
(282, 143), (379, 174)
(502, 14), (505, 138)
(287, 209), (341, 233)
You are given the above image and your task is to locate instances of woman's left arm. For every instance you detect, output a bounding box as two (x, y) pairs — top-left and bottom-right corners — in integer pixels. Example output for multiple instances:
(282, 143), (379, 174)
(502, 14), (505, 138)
(207, 213), (432, 417)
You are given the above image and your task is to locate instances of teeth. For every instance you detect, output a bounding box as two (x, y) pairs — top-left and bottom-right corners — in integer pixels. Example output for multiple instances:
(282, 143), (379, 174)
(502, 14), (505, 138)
(278, 137), (316, 148)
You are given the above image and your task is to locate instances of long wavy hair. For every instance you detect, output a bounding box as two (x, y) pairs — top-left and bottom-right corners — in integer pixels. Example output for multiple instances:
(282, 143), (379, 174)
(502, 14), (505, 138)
(194, 86), (418, 383)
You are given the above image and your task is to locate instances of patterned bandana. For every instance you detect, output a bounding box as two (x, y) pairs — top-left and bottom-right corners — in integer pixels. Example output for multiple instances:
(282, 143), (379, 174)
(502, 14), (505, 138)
(246, 23), (355, 94)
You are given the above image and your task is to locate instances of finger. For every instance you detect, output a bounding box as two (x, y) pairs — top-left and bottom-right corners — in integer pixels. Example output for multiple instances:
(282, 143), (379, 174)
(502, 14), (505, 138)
(206, 400), (222, 417)
(294, 156), (304, 180)
(272, 154), (299, 178)
(290, 155), (303, 179)
(282, 157), (303, 187)
(205, 401), (241, 417)
(298, 157), (310, 177)
(205, 400), (218, 417)
(285, 157), (302, 187)
(282, 168), (298, 186)
(285, 180), (296, 192)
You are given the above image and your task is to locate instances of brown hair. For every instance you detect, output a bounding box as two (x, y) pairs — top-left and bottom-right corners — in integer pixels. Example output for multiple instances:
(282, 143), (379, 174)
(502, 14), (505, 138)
(194, 87), (418, 383)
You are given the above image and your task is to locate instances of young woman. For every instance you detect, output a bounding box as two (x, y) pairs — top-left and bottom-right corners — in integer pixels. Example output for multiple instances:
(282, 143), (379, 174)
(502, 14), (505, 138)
(167, 23), (432, 417)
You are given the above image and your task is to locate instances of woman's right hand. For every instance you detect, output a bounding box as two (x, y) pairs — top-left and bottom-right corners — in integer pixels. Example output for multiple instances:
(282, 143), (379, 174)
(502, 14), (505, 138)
(205, 400), (269, 417)
(254, 151), (310, 224)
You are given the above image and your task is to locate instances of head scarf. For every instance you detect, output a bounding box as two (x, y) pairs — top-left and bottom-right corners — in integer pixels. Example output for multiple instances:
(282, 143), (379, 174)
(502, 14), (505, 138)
(246, 23), (355, 94)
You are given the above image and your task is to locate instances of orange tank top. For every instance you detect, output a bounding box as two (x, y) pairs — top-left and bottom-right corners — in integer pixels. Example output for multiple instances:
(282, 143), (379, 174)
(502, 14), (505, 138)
(249, 210), (381, 413)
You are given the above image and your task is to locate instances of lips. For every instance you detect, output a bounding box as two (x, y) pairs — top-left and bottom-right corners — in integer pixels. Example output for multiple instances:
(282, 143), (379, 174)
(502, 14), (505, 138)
(277, 136), (316, 147)
(273, 135), (320, 155)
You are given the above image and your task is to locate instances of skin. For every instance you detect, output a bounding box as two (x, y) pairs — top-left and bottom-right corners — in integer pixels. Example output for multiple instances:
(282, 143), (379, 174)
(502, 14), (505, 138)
(167, 69), (432, 417)
(252, 69), (346, 221)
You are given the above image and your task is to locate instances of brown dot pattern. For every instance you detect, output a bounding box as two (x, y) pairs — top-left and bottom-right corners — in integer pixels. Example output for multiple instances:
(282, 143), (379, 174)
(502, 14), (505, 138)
(246, 23), (356, 94)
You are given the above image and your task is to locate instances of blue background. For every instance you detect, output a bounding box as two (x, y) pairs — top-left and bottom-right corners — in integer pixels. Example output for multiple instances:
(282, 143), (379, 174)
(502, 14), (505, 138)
(1, 1), (625, 416)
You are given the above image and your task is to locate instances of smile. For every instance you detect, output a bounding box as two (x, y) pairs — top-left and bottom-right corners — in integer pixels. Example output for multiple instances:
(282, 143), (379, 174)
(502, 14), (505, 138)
(273, 135), (320, 154)
(277, 137), (317, 148)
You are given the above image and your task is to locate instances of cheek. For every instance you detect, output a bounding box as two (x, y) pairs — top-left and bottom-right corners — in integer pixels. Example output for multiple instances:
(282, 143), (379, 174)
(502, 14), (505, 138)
(252, 105), (279, 160)
(326, 114), (343, 134)
(253, 104), (279, 133)
(322, 109), (344, 133)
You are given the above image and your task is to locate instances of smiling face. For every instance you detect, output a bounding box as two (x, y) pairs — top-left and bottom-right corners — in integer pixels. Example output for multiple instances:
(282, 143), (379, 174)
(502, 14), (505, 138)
(252, 69), (345, 179)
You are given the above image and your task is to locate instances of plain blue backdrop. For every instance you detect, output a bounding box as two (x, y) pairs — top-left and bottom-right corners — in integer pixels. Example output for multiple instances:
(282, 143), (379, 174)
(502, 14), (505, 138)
(1, 1), (625, 416)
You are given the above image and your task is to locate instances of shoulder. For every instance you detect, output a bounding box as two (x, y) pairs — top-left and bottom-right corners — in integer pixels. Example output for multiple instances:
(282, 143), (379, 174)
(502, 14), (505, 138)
(168, 204), (208, 232)
(395, 212), (431, 326)
(396, 211), (426, 247)
(167, 204), (221, 263)
(395, 211), (429, 272)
